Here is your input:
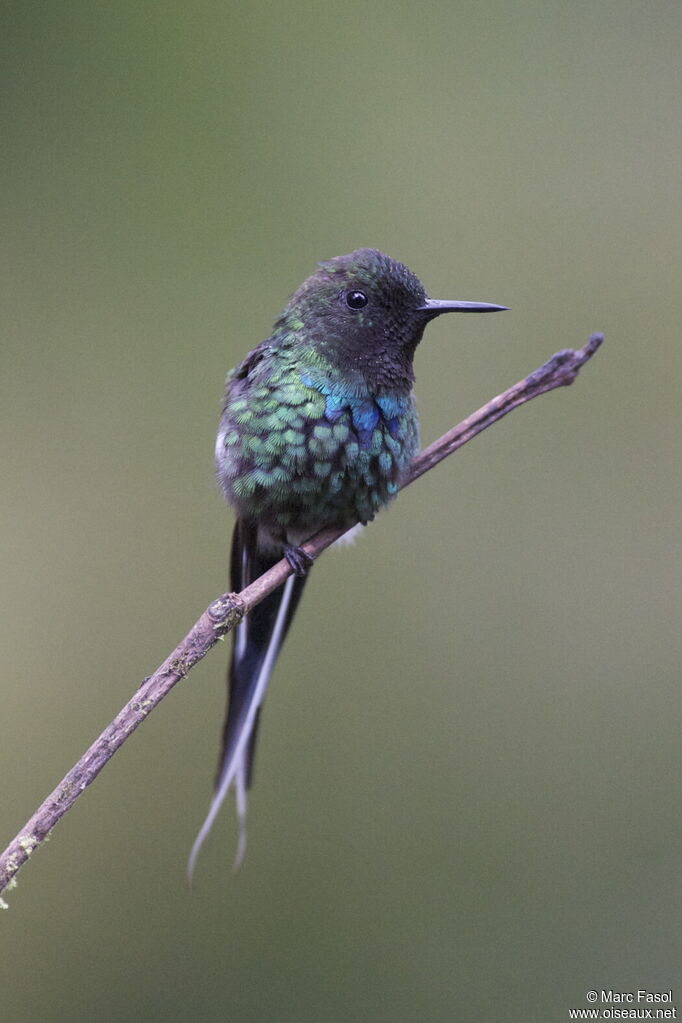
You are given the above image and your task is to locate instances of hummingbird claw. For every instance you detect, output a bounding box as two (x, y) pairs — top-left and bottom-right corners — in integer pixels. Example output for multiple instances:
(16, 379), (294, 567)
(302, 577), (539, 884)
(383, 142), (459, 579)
(283, 544), (314, 577)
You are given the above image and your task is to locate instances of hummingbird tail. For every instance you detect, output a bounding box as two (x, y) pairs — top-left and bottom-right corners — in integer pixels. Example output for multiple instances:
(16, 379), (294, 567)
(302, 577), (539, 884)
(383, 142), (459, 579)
(187, 520), (307, 880)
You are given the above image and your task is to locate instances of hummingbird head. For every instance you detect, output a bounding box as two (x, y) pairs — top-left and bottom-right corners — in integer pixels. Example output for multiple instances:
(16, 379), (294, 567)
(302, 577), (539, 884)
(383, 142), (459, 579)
(277, 248), (507, 393)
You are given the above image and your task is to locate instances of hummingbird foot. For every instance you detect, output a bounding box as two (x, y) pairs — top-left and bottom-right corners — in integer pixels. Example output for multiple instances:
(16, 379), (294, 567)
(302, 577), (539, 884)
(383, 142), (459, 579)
(283, 543), (314, 577)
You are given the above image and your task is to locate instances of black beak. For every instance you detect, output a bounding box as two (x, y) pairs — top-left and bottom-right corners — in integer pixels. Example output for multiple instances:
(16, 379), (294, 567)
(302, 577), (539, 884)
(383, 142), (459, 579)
(418, 298), (509, 319)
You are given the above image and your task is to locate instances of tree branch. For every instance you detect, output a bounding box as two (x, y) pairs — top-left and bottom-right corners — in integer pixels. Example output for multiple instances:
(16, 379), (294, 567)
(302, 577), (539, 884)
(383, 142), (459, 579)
(0, 333), (603, 899)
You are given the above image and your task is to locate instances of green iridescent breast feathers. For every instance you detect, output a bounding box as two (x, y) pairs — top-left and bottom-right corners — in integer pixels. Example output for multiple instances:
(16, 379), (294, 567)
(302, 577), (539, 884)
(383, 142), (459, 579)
(216, 339), (418, 537)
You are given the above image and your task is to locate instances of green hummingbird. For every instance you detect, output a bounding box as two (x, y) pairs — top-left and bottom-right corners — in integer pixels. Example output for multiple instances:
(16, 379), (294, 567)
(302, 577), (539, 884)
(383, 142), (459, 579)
(188, 248), (506, 876)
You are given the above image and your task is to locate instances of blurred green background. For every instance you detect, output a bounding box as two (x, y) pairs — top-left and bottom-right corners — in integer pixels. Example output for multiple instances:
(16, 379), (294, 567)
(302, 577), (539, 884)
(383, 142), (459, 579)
(2, 1), (681, 1020)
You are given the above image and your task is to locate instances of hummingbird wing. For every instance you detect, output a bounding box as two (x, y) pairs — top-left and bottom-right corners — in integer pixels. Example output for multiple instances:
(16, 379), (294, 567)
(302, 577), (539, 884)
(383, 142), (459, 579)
(187, 519), (307, 879)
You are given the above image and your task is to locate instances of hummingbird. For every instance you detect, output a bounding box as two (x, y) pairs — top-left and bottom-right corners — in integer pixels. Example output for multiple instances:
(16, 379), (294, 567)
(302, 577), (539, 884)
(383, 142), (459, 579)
(188, 248), (506, 876)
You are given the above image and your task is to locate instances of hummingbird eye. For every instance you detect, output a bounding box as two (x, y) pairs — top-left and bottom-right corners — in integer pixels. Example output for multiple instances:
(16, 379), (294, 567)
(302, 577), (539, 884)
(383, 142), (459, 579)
(345, 290), (368, 310)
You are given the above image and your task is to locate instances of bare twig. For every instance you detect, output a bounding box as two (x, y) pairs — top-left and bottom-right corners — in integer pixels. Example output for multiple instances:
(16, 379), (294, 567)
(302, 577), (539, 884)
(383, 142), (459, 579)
(0, 333), (603, 898)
